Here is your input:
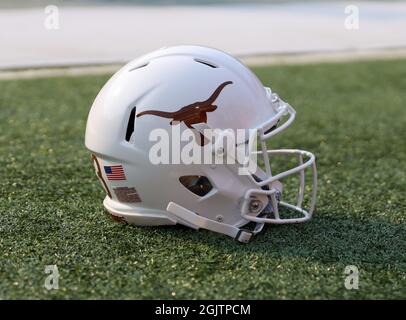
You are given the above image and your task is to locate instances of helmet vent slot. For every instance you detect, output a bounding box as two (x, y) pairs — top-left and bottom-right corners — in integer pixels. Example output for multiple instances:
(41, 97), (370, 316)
(179, 175), (213, 197)
(129, 62), (149, 72)
(194, 58), (218, 69)
(264, 119), (280, 135)
(125, 106), (136, 142)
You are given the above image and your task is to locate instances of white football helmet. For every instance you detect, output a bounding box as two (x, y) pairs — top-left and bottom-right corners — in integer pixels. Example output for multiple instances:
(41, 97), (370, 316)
(85, 45), (317, 243)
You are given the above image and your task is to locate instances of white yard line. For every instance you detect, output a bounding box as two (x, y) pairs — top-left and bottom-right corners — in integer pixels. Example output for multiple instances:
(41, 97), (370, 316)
(241, 47), (406, 66)
(1, 47), (406, 80)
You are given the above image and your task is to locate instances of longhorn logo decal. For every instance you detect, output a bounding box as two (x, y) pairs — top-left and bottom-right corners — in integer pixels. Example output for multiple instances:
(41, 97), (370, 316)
(136, 81), (233, 144)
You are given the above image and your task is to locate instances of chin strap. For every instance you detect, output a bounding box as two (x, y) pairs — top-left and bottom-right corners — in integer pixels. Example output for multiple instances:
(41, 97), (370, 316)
(167, 202), (263, 243)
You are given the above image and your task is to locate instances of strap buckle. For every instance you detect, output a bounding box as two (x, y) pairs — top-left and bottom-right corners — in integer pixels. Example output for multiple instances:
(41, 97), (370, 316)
(235, 229), (253, 243)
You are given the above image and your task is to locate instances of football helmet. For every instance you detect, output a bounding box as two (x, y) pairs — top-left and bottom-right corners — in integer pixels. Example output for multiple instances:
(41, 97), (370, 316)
(85, 45), (317, 243)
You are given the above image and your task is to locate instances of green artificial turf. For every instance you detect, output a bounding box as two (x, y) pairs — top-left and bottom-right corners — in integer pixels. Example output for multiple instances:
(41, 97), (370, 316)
(0, 59), (405, 299)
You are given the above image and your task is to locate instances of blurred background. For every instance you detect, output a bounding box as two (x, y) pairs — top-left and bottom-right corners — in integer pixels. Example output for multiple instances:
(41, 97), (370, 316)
(1, 1), (405, 300)
(0, 0), (406, 69)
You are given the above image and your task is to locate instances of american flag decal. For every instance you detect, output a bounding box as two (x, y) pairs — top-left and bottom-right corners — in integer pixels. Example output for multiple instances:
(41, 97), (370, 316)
(104, 165), (126, 181)
(114, 187), (142, 203)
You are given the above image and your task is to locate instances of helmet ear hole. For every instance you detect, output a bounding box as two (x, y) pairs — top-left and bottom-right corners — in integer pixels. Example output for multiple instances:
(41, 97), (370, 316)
(179, 175), (213, 197)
